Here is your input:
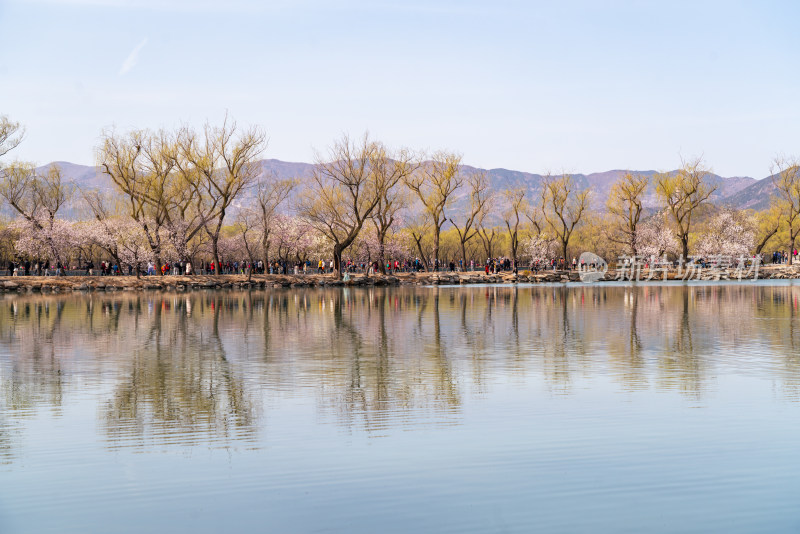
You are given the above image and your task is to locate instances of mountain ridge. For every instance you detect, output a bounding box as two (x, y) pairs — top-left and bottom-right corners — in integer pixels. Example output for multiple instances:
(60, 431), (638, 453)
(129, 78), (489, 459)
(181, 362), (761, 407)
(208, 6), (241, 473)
(29, 159), (771, 213)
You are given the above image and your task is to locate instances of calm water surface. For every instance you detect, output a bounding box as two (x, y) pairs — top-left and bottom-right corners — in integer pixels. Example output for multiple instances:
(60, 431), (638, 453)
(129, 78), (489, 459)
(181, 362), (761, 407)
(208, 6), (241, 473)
(2, 282), (800, 533)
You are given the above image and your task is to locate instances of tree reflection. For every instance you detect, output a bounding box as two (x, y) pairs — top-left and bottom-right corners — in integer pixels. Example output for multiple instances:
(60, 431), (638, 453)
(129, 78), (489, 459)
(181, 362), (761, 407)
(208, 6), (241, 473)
(5, 283), (800, 459)
(101, 295), (258, 449)
(606, 287), (647, 390)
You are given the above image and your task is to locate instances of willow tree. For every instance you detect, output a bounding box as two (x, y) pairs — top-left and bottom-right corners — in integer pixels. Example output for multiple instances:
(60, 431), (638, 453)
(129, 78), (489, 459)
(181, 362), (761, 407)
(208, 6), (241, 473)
(655, 158), (717, 259)
(772, 157), (800, 265)
(502, 187), (526, 271)
(233, 206), (261, 281)
(370, 147), (417, 274)
(0, 163), (74, 266)
(403, 151), (463, 270)
(0, 115), (24, 159)
(541, 174), (589, 262)
(0, 163), (72, 224)
(449, 172), (492, 270)
(98, 129), (179, 272)
(176, 116), (266, 274)
(607, 172), (649, 255)
(298, 134), (393, 278)
(0, 161), (70, 219)
(255, 174), (295, 272)
(477, 223), (498, 261)
(407, 215), (433, 269)
(81, 189), (127, 269)
(754, 202), (783, 256)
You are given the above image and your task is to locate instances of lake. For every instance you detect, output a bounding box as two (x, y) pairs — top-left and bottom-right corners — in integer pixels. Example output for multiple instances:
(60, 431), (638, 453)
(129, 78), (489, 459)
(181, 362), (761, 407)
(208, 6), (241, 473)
(2, 282), (800, 533)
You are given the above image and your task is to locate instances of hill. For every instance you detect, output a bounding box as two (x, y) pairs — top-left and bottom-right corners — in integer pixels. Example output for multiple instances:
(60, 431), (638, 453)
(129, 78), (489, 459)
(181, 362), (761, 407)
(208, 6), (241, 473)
(27, 159), (774, 216)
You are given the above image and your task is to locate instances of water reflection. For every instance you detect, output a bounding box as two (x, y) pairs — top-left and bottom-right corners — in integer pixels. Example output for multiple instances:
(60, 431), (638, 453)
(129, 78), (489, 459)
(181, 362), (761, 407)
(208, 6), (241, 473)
(2, 283), (800, 460)
(101, 296), (259, 449)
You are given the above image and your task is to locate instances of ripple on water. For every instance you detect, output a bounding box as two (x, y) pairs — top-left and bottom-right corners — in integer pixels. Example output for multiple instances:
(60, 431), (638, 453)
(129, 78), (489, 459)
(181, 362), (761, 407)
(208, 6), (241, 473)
(3, 284), (800, 533)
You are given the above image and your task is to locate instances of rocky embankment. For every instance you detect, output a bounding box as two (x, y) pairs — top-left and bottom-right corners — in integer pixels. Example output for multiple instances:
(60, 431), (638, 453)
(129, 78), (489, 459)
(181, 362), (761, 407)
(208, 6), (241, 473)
(0, 265), (798, 294)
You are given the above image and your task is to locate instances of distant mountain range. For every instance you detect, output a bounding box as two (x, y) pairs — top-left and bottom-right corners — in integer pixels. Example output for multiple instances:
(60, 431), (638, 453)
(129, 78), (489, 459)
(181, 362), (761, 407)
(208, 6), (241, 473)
(32, 159), (776, 215)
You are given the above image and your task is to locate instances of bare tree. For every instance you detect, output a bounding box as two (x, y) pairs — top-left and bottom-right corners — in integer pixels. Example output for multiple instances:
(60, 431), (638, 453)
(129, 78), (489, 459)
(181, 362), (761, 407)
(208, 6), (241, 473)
(234, 207), (261, 281)
(0, 163), (72, 225)
(371, 146), (417, 274)
(0, 115), (24, 159)
(404, 151), (463, 271)
(477, 223), (498, 262)
(502, 187), (526, 272)
(541, 174), (589, 262)
(655, 157), (717, 259)
(449, 172), (492, 270)
(772, 157), (800, 265)
(255, 173), (295, 273)
(607, 172), (649, 255)
(176, 116), (267, 274)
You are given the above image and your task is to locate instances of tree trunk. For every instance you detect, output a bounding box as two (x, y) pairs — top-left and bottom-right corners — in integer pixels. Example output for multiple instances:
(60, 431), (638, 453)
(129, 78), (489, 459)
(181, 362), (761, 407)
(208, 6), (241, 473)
(333, 244), (343, 279)
(754, 228), (778, 256)
(213, 244), (221, 275)
(412, 234), (430, 272)
(460, 241), (467, 271)
(680, 232), (689, 261)
(143, 225), (164, 276)
(433, 228), (440, 272)
(378, 236), (387, 275)
(511, 243), (518, 274)
(480, 231), (495, 260)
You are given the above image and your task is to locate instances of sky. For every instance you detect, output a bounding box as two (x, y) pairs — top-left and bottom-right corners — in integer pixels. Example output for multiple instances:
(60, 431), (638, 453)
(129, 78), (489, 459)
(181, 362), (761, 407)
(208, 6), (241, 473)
(0, 0), (798, 178)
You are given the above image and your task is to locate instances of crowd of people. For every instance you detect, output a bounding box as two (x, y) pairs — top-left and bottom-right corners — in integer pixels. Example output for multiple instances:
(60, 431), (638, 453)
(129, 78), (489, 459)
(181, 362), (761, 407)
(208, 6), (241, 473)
(770, 250), (799, 264)
(4, 250), (796, 277)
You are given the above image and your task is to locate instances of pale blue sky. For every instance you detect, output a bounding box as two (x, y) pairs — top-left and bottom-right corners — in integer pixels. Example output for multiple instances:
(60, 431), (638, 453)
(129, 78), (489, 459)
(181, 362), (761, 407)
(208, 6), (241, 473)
(0, 0), (798, 177)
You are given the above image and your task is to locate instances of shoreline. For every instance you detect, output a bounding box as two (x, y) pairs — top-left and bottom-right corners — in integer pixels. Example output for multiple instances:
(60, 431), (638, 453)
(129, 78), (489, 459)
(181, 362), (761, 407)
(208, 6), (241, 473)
(1, 265), (799, 293)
